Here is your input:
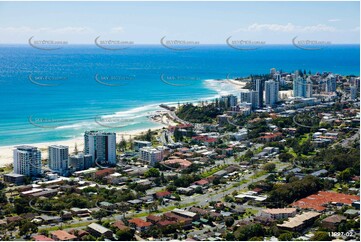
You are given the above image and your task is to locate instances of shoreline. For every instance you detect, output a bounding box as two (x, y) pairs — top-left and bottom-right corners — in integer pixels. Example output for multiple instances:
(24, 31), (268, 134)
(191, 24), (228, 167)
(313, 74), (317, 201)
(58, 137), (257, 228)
(0, 127), (166, 167)
(0, 79), (247, 166)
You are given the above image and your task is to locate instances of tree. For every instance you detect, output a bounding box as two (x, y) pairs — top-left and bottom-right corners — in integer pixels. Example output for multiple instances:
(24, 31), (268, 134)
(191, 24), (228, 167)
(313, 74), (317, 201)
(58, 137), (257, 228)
(213, 177), (221, 185)
(279, 153), (294, 163)
(19, 221), (38, 236)
(119, 136), (127, 151)
(74, 143), (78, 154)
(278, 232), (293, 241)
(311, 231), (332, 241)
(262, 163), (276, 172)
(82, 234), (96, 241)
(225, 217), (235, 227)
(234, 223), (264, 241)
(145, 168), (160, 178)
(0, 191), (7, 204)
(194, 186), (203, 194)
(116, 229), (134, 241)
(337, 168), (353, 181)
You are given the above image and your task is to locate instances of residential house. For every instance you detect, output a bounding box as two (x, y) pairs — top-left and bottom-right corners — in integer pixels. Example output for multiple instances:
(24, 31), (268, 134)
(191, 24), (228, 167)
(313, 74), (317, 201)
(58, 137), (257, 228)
(321, 215), (347, 230)
(128, 218), (152, 232)
(87, 223), (113, 239)
(50, 230), (77, 241)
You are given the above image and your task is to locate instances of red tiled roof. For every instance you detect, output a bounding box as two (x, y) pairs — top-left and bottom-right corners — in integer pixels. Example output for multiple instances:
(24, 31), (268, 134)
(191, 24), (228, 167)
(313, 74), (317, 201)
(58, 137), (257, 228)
(146, 214), (162, 223)
(194, 179), (209, 185)
(128, 218), (152, 228)
(323, 215), (346, 224)
(253, 188), (263, 193)
(156, 190), (171, 197)
(112, 221), (130, 231)
(33, 235), (54, 241)
(51, 230), (77, 241)
(259, 132), (282, 139)
(292, 191), (360, 211)
(95, 168), (115, 177)
(162, 159), (192, 168)
(192, 136), (217, 143)
(158, 220), (176, 227)
(68, 229), (88, 237)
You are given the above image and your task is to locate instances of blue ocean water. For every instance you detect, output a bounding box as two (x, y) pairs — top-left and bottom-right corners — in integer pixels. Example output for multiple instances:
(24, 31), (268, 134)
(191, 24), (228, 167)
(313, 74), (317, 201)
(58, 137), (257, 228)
(0, 44), (359, 146)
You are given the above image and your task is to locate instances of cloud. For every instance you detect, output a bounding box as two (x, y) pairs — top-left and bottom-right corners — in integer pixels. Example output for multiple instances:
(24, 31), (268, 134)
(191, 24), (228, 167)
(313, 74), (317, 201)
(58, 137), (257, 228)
(350, 26), (360, 32)
(0, 26), (93, 34)
(235, 23), (336, 33)
(328, 19), (341, 22)
(110, 26), (124, 33)
(50, 27), (93, 34)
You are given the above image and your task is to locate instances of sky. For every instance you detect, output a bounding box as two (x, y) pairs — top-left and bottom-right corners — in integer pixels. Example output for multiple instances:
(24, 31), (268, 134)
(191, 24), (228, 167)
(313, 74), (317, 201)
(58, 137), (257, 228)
(0, 1), (359, 44)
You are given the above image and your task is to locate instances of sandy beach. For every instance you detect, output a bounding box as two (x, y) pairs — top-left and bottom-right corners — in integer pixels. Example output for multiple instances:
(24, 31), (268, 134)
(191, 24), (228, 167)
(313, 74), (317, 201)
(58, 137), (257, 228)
(0, 126), (171, 167)
(0, 79), (244, 167)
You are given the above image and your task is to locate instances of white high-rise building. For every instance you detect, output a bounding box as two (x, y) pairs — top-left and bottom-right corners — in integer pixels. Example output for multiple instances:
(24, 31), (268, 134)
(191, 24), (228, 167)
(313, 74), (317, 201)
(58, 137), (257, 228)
(84, 131), (116, 165)
(326, 75), (336, 92)
(139, 147), (163, 167)
(48, 145), (69, 175)
(13, 146), (41, 177)
(270, 68), (277, 75)
(293, 77), (307, 97)
(350, 86), (357, 100)
(252, 79), (264, 108)
(240, 90), (259, 110)
(220, 94), (238, 108)
(306, 80), (313, 98)
(265, 80), (279, 107)
(69, 153), (93, 171)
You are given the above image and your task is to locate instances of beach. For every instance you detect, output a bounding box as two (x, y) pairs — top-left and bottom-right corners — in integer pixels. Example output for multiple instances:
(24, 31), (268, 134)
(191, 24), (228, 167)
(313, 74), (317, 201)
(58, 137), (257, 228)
(0, 79), (246, 167)
(0, 127), (166, 167)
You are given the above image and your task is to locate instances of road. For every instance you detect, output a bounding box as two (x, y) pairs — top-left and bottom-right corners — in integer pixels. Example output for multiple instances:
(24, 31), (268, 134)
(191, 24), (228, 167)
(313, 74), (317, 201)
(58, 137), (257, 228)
(37, 161), (290, 232)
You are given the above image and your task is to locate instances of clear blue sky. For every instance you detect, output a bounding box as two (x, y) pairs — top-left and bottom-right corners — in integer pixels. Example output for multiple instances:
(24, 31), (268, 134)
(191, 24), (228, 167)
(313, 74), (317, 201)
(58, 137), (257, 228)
(0, 1), (359, 44)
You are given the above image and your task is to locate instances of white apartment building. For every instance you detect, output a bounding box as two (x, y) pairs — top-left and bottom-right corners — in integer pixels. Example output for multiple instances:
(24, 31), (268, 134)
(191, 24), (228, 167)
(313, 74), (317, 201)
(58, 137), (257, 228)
(13, 145), (42, 177)
(262, 208), (297, 220)
(139, 147), (163, 167)
(48, 145), (69, 175)
(265, 79), (279, 107)
(84, 131), (116, 165)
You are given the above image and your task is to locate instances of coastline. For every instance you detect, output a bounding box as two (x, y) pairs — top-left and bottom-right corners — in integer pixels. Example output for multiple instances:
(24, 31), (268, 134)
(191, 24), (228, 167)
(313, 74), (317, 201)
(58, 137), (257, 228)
(0, 79), (246, 167)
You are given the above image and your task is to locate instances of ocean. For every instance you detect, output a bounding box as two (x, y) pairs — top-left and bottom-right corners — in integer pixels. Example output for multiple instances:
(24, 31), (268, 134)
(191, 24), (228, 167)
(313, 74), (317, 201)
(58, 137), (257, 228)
(0, 44), (359, 146)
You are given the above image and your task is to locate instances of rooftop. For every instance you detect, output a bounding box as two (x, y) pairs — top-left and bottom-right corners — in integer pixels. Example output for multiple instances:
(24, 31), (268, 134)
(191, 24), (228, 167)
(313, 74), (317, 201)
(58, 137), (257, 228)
(279, 212), (320, 229)
(322, 215), (346, 223)
(87, 223), (111, 234)
(291, 191), (359, 211)
(51, 230), (77, 241)
(32, 235), (54, 241)
(263, 208), (297, 215)
(128, 218), (152, 227)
